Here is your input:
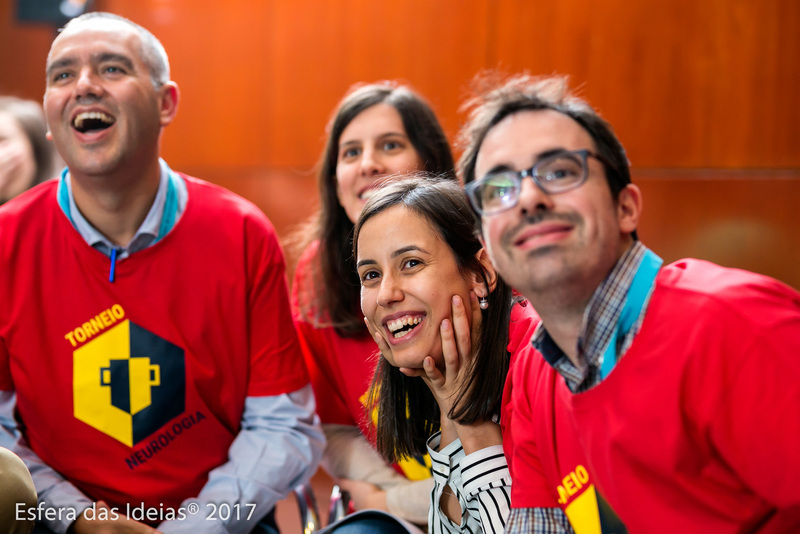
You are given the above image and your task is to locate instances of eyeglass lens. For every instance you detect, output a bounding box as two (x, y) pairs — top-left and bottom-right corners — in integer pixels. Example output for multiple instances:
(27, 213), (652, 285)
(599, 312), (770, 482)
(475, 151), (587, 213)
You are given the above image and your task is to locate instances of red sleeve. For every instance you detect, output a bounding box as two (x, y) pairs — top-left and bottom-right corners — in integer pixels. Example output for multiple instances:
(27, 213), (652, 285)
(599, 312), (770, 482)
(291, 248), (356, 426)
(702, 279), (800, 509)
(294, 319), (356, 426)
(507, 300), (539, 357)
(245, 213), (309, 396)
(504, 345), (563, 508)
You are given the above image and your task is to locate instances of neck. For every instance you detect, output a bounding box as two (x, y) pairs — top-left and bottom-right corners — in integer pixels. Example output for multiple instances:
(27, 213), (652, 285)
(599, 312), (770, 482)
(529, 238), (637, 366)
(530, 287), (592, 366)
(70, 159), (162, 247)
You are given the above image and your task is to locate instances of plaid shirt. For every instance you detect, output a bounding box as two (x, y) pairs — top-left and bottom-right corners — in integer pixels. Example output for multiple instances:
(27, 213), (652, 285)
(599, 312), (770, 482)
(533, 241), (650, 392)
(506, 507), (575, 534)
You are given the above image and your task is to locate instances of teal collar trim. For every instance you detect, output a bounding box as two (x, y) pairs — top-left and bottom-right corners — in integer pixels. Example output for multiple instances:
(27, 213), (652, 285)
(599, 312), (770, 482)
(154, 167), (179, 244)
(599, 249), (663, 380)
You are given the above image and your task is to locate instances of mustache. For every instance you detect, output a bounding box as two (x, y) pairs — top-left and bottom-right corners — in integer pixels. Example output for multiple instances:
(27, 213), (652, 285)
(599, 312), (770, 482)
(503, 211), (581, 245)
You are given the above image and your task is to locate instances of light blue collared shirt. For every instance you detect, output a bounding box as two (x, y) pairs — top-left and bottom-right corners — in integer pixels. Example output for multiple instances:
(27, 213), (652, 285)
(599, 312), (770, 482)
(57, 158), (188, 259)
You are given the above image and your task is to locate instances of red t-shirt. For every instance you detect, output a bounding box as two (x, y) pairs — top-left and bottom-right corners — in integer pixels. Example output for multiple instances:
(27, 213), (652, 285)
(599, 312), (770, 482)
(503, 259), (800, 533)
(0, 177), (309, 512)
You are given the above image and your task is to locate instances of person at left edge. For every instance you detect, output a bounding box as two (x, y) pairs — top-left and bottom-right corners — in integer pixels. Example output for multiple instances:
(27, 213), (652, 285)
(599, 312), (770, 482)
(0, 12), (324, 534)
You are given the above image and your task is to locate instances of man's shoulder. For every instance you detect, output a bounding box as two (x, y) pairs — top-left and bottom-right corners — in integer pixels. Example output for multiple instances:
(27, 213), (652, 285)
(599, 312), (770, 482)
(660, 258), (797, 297)
(180, 174), (260, 214)
(179, 173), (277, 232)
(654, 257), (800, 321)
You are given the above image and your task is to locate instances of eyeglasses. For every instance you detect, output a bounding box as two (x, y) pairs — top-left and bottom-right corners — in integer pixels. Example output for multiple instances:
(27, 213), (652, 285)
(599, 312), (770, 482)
(465, 149), (609, 216)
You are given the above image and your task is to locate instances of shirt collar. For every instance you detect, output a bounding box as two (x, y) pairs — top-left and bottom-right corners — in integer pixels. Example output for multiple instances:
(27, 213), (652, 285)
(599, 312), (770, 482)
(58, 159), (187, 259)
(533, 241), (648, 391)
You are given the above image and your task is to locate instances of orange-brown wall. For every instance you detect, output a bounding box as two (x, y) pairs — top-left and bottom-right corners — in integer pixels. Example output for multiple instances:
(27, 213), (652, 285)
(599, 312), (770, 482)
(1, 0), (798, 287)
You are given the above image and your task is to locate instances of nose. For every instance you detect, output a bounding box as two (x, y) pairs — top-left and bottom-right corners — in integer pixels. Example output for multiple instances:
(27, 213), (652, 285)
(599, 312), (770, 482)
(74, 67), (103, 101)
(517, 175), (555, 216)
(359, 146), (385, 177)
(376, 273), (403, 308)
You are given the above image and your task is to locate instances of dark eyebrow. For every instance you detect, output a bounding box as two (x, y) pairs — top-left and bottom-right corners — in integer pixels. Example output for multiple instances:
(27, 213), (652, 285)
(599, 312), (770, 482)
(483, 148), (573, 176)
(377, 132), (408, 140)
(356, 245), (430, 269)
(46, 53), (135, 78)
(46, 57), (75, 77)
(97, 53), (135, 72)
(356, 259), (377, 269)
(392, 245), (429, 258)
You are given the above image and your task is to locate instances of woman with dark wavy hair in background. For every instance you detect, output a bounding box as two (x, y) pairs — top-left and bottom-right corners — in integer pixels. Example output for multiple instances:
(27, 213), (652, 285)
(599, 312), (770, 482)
(290, 81), (455, 528)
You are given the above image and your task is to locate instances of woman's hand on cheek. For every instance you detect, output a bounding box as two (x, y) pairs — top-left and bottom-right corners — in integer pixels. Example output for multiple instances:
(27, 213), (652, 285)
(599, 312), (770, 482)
(421, 293), (481, 417)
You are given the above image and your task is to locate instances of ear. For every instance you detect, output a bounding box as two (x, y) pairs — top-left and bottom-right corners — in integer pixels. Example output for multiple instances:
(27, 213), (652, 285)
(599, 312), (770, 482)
(471, 248), (498, 295)
(477, 234), (498, 270)
(158, 81), (180, 127)
(616, 183), (642, 236)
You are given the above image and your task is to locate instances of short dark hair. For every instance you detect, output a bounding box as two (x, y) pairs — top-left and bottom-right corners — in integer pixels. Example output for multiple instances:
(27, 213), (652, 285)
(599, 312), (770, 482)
(293, 82), (455, 336)
(57, 12), (170, 88)
(459, 73), (632, 205)
(0, 97), (56, 188)
(353, 176), (513, 462)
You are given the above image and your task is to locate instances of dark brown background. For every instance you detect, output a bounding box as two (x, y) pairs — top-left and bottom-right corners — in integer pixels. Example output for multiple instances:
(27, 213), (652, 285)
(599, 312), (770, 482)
(2, 0), (798, 288)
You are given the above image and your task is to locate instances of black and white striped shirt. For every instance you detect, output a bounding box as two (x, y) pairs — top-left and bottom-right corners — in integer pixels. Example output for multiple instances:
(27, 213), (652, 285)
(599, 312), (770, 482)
(427, 432), (511, 534)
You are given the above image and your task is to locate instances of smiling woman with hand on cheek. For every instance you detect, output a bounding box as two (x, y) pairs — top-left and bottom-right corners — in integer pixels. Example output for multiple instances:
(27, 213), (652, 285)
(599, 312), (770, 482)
(354, 177), (537, 534)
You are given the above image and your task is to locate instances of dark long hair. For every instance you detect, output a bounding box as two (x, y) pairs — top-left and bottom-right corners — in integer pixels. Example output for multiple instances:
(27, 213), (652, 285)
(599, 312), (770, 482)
(353, 177), (513, 462)
(292, 82), (455, 336)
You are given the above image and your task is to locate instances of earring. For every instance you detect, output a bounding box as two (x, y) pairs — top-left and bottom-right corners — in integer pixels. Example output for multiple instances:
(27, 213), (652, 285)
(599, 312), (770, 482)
(479, 296), (489, 310)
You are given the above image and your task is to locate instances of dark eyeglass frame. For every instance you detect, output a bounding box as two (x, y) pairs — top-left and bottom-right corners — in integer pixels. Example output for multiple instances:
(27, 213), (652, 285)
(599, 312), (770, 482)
(465, 149), (615, 216)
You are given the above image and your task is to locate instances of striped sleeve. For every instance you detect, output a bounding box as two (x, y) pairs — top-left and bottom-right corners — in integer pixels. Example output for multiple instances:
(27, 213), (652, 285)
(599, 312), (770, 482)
(461, 444), (511, 534)
(427, 433), (511, 534)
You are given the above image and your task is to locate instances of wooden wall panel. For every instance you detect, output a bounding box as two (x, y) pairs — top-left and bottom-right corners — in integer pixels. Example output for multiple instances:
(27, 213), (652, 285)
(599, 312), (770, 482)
(491, 0), (800, 167)
(89, 0), (490, 168)
(1, 0), (797, 293)
(635, 170), (800, 289)
(0, 0), (56, 98)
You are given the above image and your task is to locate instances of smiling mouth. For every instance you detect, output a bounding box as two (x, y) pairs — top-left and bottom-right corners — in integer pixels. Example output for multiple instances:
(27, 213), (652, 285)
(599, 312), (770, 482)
(386, 315), (423, 339)
(514, 224), (573, 247)
(73, 112), (115, 134)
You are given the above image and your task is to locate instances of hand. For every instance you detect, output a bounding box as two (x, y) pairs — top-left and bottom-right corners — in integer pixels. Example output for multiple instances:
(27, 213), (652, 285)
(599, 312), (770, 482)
(336, 478), (388, 512)
(415, 292), (482, 418)
(70, 501), (161, 534)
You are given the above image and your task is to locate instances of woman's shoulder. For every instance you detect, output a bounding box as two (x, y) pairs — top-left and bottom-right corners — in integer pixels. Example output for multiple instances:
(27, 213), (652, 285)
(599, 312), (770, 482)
(507, 298), (540, 355)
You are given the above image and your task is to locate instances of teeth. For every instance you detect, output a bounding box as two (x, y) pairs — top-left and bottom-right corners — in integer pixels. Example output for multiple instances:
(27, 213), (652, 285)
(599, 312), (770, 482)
(387, 316), (422, 333)
(73, 111), (115, 129)
(394, 328), (413, 339)
(360, 189), (376, 201)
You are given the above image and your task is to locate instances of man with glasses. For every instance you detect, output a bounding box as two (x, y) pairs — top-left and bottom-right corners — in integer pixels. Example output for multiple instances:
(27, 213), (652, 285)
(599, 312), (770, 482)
(459, 74), (800, 533)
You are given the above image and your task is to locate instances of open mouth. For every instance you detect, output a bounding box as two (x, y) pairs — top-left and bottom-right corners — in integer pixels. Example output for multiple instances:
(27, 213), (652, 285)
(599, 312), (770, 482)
(386, 315), (424, 339)
(73, 111), (115, 134)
